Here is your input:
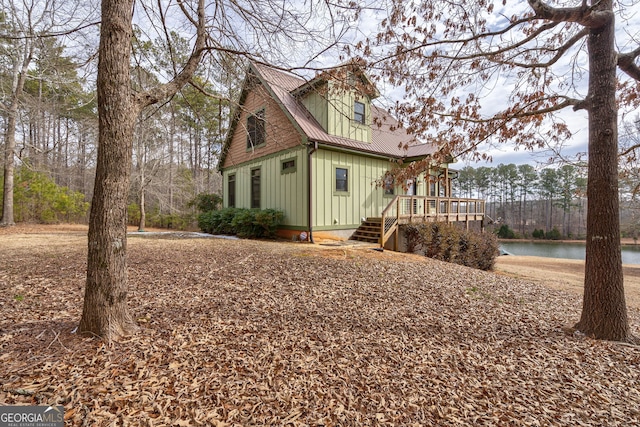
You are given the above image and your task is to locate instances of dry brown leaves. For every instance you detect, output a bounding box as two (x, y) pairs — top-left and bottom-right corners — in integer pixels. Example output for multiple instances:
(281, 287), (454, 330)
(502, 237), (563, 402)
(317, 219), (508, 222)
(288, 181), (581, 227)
(1, 229), (640, 426)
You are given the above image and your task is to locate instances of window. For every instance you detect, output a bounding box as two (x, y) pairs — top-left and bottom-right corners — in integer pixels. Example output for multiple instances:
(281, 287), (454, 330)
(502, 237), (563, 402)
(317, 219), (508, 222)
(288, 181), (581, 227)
(246, 109), (266, 149)
(429, 180), (437, 197)
(335, 167), (348, 192)
(354, 101), (365, 124)
(384, 175), (394, 196)
(281, 158), (296, 174)
(251, 168), (261, 209)
(228, 174), (236, 208)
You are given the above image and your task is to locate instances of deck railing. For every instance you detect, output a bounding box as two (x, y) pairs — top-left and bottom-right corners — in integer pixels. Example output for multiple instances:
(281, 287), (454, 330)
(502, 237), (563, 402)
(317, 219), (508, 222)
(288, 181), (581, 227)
(380, 195), (486, 248)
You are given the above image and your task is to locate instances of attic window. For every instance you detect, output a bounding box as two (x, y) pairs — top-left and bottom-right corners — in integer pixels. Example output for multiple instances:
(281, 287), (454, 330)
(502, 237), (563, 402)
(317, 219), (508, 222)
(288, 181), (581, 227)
(281, 158), (296, 174)
(354, 101), (365, 124)
(247, 109), (266, 149)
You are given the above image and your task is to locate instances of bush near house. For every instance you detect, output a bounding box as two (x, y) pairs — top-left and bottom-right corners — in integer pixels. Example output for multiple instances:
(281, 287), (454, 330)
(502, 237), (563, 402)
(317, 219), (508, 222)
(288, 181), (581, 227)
(198, 207), (284, 238)
(403, 222), (500, 271)
(188, 193), (223, 213)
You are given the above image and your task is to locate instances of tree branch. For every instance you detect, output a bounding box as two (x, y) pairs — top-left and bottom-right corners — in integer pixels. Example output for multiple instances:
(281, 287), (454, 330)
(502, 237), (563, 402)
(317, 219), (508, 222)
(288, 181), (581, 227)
(0, 20), (101, 40)
(135, 0), (206, 108)
(187, 79), (233, 103)
(620, 142), (640, 157)
(487, 27), (588, 69)
(618, 46), (640, 81)
(527, 0), (612, 28)
(435, 97), (582, 124)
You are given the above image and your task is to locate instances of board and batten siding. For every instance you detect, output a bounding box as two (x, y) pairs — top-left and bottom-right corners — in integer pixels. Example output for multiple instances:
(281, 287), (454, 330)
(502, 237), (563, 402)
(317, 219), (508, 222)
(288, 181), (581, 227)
(223, 147), (308, 228)
(311, 148), (396, 229)
(300, 90), (328, 131)
(299, 81), (371, 144)
(326, 81), (371, 143)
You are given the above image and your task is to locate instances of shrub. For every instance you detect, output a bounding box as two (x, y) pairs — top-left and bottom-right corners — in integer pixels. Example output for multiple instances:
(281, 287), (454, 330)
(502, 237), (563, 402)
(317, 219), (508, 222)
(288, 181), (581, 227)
(401, 222), (499, 271)
(189, 193), (222, 213)
(198, 207), (284, 238)
(253, 209), (285, 238)
(197, 208), (240, 234)
(403, 224), (424, 253)
(4, 168), (89, 223)
(532, 229), (545, 239)
(231, 209), (258, 237)
(545, 227), (562, 240)
(197, 211), (215, 234)
(496, 224), (516, 239)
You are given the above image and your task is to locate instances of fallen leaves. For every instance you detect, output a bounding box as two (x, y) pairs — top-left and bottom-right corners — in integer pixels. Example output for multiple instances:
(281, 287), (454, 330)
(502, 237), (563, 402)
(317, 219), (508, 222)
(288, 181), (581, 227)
(1, 229), (639, 426)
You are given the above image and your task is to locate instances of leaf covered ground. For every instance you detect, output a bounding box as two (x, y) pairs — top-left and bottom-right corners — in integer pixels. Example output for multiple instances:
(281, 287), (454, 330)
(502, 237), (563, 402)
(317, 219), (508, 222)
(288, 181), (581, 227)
(1, 227), (640, 426)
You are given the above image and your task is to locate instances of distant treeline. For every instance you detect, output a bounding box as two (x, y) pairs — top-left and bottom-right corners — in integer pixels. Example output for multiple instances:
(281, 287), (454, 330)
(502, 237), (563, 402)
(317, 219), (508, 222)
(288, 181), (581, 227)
(452, 163), (639, 239)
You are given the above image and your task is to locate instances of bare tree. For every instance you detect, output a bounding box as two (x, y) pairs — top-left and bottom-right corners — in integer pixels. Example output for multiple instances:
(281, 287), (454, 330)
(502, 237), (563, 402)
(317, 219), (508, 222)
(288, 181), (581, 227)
(78, 0), (206, 339)
(363, 0), (640, 341)
(0, 0), (35, 226)
(79, 0), (356, 340)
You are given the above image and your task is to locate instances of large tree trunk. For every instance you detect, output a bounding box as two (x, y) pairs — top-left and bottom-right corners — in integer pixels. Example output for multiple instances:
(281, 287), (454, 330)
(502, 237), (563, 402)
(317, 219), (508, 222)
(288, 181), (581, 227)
(78, 0), (204, 340)
(78, 0), (139, 340)
(574, 1), (630, 341)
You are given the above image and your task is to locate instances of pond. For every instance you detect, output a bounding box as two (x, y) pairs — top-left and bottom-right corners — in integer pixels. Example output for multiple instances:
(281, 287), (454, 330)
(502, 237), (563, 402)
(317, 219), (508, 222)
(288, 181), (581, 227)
(499, 241), (640, 265)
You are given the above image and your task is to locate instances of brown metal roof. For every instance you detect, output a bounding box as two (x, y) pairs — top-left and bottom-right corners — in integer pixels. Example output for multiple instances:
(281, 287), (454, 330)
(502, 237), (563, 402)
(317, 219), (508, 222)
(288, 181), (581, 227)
(252, 63), (437, 159)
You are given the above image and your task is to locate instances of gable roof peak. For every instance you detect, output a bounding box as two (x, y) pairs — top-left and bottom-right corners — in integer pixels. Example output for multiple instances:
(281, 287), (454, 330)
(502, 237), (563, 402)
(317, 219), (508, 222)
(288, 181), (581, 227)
(219, 61), (437, 170)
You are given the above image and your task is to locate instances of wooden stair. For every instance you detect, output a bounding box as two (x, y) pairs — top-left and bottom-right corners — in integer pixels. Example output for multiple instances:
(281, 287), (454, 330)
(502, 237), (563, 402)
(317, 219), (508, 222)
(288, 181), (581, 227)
(351, 217), (382, 243)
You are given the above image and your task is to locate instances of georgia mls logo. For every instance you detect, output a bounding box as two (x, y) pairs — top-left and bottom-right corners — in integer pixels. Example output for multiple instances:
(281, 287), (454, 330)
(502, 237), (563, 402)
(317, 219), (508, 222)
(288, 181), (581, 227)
(0, 406), (64, 427)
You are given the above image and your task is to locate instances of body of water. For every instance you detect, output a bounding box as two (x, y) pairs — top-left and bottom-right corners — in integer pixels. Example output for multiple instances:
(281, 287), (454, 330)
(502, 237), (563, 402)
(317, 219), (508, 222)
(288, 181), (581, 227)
(499, 241), (640, 265)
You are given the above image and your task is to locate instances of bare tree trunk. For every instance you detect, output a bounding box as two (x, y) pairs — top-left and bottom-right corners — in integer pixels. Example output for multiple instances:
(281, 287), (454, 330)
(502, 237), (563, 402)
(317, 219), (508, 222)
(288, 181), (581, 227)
(575, 1), (630, 341)
(1, 42), (33, 227)
(169, 108), (175, 214)
(138, 152), (146, 232)
(138, 187), (146, 232)
(79, 0), (139, 339)
(79, 0), (205, 340)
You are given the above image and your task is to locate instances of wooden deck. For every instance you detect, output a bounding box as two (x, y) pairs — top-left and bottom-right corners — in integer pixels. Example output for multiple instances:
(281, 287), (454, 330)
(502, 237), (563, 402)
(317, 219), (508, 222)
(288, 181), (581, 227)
(351, 195), (486, 249)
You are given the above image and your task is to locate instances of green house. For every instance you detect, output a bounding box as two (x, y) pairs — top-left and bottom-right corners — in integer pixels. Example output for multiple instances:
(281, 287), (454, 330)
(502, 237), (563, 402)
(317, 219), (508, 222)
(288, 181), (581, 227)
(219, 62), (485, 245)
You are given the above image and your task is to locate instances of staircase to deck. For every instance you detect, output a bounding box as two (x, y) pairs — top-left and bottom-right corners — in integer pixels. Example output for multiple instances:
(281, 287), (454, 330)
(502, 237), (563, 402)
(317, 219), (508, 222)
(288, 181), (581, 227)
(352, 195), (487, 250)
(351, 217), (382, 243)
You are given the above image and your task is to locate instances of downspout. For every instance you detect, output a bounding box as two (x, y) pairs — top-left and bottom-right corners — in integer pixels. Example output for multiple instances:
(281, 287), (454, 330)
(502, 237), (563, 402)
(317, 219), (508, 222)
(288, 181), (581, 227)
(307, 141), (318, 243)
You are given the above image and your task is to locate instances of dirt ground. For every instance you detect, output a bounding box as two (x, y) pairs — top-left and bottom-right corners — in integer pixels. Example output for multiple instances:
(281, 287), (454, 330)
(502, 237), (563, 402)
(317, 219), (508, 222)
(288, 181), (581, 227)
(495, 255), (640, 309)
(2, 224), (640, 426)
(4, 223), (639, 308)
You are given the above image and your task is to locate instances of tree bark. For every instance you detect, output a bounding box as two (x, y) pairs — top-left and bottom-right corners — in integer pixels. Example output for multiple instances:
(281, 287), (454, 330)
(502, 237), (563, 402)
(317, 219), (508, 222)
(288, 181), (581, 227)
(574, 0), (631, 341)
(78, 0), (140, 339)
(78, 0), (205, 340)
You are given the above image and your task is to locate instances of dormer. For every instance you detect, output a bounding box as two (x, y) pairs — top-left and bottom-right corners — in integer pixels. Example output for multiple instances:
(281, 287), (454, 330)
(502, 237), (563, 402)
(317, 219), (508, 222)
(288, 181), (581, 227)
(292, 62), (380, 144)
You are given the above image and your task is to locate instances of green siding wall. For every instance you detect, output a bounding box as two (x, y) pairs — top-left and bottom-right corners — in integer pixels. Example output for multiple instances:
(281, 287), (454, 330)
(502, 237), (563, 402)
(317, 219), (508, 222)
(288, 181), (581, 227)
(311, 149), (396, 229)
(326, 82), (371, 143)
(301, 91), (328, 130)
(300, 82), (371, 143)
(223, 147), (308, 227)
